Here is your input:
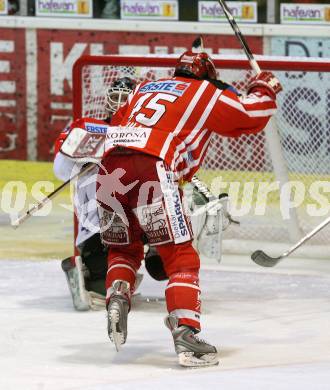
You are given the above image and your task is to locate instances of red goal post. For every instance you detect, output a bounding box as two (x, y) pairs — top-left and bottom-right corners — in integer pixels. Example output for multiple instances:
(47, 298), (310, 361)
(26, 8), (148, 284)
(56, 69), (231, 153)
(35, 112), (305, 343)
(72, 54), (330, 257)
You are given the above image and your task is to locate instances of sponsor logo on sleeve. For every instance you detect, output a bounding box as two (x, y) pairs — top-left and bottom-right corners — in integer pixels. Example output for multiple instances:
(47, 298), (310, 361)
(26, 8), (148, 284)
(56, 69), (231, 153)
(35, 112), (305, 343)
(85, 123), (108, 134)
(139, 80), (190, 96)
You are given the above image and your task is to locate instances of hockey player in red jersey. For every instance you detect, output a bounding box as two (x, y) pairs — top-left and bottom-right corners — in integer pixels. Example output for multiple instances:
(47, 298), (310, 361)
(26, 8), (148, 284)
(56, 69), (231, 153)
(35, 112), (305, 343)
(97, 51), (282, 366)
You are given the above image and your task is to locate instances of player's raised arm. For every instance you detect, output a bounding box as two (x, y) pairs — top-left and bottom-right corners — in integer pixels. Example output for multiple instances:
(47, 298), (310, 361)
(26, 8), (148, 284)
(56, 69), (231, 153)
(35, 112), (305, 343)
(208, 71), (282, 138)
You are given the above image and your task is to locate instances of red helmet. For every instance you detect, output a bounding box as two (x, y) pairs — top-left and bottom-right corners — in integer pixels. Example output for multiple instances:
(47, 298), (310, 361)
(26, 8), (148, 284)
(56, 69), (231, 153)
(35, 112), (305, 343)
(174, 50), (217, 80)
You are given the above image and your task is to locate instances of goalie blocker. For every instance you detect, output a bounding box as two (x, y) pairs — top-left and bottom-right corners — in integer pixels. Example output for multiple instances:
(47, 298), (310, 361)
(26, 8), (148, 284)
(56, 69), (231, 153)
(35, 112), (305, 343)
(54, 77), (139, 311)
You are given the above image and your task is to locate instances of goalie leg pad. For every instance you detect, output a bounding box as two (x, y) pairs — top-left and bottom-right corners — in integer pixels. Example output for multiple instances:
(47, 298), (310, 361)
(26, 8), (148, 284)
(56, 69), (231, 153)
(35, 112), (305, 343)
(62, 256), (108, 311)
(61, 256), (91, 311)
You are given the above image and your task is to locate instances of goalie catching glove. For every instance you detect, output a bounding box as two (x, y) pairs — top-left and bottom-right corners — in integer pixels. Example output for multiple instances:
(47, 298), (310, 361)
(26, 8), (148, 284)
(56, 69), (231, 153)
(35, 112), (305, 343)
(247, 71), (282, 99)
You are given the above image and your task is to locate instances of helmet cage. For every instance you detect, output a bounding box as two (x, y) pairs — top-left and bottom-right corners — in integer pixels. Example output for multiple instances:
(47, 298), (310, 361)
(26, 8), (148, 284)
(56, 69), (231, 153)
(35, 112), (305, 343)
(105, 86), (131, 114)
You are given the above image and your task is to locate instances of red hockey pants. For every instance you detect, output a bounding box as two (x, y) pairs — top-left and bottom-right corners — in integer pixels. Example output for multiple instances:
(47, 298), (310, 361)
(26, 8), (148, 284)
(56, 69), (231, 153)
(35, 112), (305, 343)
(97, 151), (201, 330)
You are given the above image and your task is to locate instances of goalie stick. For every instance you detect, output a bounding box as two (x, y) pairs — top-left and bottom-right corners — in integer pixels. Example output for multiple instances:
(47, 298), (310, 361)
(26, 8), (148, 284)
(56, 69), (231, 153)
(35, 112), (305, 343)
(251, 215), (330, 267)
(11, 162), (95, 228)
(217, 0), (261, 75)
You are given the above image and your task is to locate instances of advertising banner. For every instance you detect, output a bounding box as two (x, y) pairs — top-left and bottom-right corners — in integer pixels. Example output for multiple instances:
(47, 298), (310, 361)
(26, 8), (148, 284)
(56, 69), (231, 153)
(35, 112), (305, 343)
(120, 0), (178, 20)
(0, 29), (26, 159)
(270, 36), (330, 174)
(36, 0), (92, 18)
(0, 0), (8, 15)
(271, 36), (330, 58)
(198, 1), (257, 23)
(281, 3), (330, 25)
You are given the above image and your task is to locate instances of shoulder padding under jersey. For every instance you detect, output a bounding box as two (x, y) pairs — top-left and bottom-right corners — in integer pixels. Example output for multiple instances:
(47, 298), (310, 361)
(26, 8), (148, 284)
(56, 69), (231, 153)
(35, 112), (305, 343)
(207, 79), (240, 96)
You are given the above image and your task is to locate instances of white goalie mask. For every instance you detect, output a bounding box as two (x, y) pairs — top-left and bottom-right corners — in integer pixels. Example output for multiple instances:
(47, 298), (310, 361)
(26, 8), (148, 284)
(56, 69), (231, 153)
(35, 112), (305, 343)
(105, 77), (136, 114)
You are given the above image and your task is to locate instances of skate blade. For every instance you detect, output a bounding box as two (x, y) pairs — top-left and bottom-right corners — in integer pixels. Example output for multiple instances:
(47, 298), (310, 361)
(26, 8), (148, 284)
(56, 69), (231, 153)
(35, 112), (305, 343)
(178, 352), (219, 368)
(108, 309), (125, 352)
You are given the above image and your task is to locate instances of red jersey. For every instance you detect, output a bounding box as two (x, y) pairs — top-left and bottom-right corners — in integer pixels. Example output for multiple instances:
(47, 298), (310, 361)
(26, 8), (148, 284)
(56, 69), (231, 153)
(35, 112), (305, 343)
(109, 76), (277, 181)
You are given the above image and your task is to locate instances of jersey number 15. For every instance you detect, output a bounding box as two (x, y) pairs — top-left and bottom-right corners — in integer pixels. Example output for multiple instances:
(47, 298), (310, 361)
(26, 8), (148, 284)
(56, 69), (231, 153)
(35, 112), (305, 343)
(129, 93), (178, 127)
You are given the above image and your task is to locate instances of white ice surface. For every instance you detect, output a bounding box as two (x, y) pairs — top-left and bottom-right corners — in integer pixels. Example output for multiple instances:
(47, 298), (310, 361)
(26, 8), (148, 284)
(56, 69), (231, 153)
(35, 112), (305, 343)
(1, 256), (330, 390)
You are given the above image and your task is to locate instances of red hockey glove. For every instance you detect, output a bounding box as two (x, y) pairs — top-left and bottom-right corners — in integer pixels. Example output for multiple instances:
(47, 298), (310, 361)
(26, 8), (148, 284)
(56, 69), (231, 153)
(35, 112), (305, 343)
(247, 71), (283, 99)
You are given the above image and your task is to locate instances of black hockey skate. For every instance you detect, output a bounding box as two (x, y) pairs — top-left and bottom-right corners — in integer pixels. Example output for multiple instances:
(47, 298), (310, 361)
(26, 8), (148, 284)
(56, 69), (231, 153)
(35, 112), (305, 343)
(107, 280), (130, 352)
(165, 314), (219, 367)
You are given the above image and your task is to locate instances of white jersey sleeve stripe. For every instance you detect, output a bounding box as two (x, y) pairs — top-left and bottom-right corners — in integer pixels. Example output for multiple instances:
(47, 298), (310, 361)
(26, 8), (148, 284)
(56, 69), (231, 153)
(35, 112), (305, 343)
(219, 94), (277, 117)
(160, 81), (209, 160)
(179, 89), (222, 148)
(181, 134), (212, 176)
(166, 282), (201, 291)
(187, 128), (209, 153)
(107, 264), (136, 275)
(174, 129), (209, 171)
(171, 89), (222, 170)
(242, 94), (274, 105)
(244, 108), (277, 117)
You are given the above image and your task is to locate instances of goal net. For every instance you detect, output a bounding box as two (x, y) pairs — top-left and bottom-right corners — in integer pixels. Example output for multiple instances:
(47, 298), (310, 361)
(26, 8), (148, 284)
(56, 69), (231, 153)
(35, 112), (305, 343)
(72, 54), (330, 257)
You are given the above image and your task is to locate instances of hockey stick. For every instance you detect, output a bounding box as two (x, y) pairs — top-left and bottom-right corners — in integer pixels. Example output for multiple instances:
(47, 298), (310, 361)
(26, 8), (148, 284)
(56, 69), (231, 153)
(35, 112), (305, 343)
(217, 0), (261, 76)
(217, 0), (302, 266)
(251, 215), (330, 267)
(11, 162), (95, 229)
(191, 175), (217, 202)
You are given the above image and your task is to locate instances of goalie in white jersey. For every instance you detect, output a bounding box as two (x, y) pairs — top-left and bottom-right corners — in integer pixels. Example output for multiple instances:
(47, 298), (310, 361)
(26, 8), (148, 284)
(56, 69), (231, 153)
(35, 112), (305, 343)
(96, 50), (283, 367)
(53, 77), (142, 311)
